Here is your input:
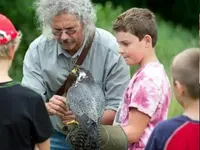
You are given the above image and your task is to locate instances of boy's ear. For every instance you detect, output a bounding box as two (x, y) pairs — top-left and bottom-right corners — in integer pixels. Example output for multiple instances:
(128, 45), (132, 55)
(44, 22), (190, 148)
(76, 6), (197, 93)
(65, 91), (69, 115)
(143, 35), (152, 48)
(8, 45), (16, 60)
(174, 80), (185, 96)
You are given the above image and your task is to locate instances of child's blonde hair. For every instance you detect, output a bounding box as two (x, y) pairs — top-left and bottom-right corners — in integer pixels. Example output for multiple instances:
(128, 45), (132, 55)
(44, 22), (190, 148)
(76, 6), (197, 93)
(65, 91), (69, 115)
(113, 7), (157, 47)
(171, 48), (199, 99)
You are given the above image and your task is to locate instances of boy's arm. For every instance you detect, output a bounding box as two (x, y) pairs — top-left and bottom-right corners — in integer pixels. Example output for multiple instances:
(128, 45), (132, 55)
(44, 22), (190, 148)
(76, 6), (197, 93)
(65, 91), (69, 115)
(36, 139), (50, 150)
(100, 108), (150, 149)
(123, 77), (163, 143)
(122, 108), (150, 143)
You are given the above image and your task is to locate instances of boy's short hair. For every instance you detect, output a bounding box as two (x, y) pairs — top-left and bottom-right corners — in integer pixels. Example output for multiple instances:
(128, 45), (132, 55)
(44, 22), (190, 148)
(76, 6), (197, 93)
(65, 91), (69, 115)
(171, 48), (199, 99)
(0, 14), (22, 57)
(113, 7), (157, 47)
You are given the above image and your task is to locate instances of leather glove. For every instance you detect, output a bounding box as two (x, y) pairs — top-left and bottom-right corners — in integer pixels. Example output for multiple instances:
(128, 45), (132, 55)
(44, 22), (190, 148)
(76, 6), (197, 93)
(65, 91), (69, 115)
(66, 121), (128, 150)
(100, 125), (128, 150)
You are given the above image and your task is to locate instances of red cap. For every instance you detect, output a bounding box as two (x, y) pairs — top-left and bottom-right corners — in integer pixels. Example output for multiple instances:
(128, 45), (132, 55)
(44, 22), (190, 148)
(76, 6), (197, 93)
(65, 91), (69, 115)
(0, 14), (18, 45)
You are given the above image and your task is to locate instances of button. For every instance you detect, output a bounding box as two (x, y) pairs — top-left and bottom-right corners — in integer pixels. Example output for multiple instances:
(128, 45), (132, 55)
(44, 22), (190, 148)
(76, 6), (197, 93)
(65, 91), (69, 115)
(72, 60), (76, 64)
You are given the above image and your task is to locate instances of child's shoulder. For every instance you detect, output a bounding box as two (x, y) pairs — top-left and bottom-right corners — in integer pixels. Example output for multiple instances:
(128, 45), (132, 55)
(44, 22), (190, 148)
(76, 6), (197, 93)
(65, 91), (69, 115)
(10, 83), (43, 103)
(153, 115), (189, 133)
(19, 84), (43, 100)
(0, 82), (44, 112)
(152, 115), (200, 150)
(134, 62), (168, 85)
(138, 62), (169, 85)
(142, 62), (165, 76)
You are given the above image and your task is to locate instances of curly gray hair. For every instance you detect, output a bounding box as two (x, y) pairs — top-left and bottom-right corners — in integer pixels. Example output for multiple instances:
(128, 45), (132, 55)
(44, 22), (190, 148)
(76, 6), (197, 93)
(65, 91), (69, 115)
(35, 0), (96, 40)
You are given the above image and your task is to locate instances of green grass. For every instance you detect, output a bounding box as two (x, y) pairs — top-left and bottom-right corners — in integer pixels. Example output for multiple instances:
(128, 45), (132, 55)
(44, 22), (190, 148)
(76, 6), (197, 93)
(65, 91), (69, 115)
(153, 18), (197, 118)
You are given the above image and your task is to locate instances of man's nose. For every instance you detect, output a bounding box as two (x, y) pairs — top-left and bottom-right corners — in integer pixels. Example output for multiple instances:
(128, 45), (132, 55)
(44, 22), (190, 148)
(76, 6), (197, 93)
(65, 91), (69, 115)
(60, 31), (70, 40)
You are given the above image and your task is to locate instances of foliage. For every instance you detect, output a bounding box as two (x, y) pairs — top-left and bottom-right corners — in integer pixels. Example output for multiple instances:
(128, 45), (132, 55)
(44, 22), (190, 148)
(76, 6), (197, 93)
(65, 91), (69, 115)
(92, 0), (199, 30)
(0, 0), (40, 81)
(95, 2), (123, 32)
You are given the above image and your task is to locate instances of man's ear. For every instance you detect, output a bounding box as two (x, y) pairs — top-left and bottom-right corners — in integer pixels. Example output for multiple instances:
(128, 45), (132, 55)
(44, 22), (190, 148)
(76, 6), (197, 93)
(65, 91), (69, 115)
(8, 45), (16, 60)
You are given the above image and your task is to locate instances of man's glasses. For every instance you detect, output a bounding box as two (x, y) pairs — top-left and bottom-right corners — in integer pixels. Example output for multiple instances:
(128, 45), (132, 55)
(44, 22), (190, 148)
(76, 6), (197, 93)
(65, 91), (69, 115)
(52, 28), (77, 37)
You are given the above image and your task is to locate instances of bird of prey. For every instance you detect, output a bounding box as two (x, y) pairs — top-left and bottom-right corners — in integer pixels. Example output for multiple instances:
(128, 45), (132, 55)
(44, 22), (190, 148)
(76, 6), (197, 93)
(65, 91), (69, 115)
(66, 67), (105, 150)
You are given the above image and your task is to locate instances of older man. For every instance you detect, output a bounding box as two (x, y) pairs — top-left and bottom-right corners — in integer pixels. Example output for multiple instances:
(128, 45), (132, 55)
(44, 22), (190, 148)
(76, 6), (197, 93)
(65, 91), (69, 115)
(22, 0), (130, 149)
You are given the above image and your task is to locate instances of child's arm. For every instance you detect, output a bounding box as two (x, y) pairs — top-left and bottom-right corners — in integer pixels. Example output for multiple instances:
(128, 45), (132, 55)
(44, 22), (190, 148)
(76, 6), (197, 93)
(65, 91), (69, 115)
(36, 139), (50, 150)
(67, 108), (149, 150)
(123, 108), (150, 143)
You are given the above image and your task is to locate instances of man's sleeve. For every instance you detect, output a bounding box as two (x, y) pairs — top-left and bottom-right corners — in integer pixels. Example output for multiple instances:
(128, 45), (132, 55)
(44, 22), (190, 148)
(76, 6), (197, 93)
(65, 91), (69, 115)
(31, 95), (53, 143)
(104, 55), (130, 111)
(21, 44), (47, 101)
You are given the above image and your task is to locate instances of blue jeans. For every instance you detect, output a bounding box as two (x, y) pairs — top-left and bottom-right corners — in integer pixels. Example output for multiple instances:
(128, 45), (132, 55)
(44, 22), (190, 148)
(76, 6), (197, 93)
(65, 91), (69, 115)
(50, 130), (72, 150)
